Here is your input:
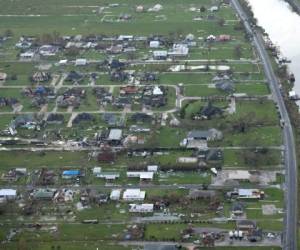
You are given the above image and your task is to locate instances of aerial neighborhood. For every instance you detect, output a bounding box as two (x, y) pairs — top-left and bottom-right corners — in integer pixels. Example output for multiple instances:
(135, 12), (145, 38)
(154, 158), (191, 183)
(0, 0), (297, 250)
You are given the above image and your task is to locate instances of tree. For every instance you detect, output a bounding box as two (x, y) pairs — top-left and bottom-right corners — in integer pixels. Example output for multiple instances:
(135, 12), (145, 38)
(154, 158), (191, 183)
(234, 44), (242, 59)
(200, 6), (206, 12)
(4, 29), (13, 37)
(218, 18), (225, 27)
(17, 237), (28, 250)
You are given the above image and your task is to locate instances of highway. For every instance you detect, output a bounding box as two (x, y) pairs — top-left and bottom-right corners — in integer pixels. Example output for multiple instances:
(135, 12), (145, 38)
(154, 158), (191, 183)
(231, 0), (298, 249)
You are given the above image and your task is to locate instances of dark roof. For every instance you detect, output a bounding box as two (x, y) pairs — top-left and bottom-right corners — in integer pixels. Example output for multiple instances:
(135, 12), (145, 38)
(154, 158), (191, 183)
(73, 113), (95, 124)
(199, 102), (223, 118)
(188, 130), (210, 139)
(131, 113), (152, 122)
(236, 220), (257, 228)
(66, 71), (83, 82)
(232, 202), (244, 211)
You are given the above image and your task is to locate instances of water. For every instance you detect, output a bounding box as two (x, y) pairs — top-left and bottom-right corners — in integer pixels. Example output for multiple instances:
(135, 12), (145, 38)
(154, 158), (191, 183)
(248, 0), (300, 94)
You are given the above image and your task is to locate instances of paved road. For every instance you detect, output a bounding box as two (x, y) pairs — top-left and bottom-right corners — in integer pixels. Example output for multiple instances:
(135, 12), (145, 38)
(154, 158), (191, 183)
(231, 1), (298, 249)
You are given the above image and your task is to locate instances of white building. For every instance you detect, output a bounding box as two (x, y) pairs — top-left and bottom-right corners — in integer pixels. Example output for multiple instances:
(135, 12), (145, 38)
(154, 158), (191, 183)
(149, 41), (160, 48)
(59, 59), (68, 65)
(92, 167), (102, 175)
(0, 189), (17, 200)
(168, 44), (189, 57)
(97, 172), (120, 180)
(123, 189), (145, 201)
(117, 35), (134, 41)
(126, 172), (154, 180)
(147, 165), (158, 172)
(75, 58), (87, 66)
(20, 51), (35, 59)
(129, 203), (154, 213)
(110, 189), (121, 201)
(108, 129), (122, 141)
(238, 189), (263, 200)
(153, 50), (168, 60)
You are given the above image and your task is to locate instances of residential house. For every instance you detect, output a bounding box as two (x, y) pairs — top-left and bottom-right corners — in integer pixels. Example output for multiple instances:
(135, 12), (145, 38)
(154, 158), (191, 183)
(75, 58), (87, 66)
(96, 172), (120, 181)
(47, 113), (64, 124)
(126, 172), (154, 181)
(20, 51), (35, 60)
(129, 204), (154, 213)
(237, 189), (264, 200)
(0, 189), (17, 201)
(123, 189), (146, 201)
(153, 50), (168, 60)
(149, 41), (160, 48)
(39, 45), (58, 56)
(107, 129), (123, 145)
(232, 202), (245, 216)
(62, 170), (81, 179)
(147, 165), (158, 172)
(168, 44), (189, 57)
(31, 189), (56, 200)
(0, 72), (7, 81)
(110, 189), (121, 201)
(236, 220), (257, 231)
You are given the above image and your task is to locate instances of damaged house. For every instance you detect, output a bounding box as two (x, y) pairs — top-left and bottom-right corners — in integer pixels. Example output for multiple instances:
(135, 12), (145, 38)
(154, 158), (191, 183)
(31, 72), (51, 83)
(193, 102), (223, 120)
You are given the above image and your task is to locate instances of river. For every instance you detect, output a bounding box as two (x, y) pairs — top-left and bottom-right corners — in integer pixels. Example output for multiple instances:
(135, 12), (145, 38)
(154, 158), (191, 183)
(247, 0), (300, 96)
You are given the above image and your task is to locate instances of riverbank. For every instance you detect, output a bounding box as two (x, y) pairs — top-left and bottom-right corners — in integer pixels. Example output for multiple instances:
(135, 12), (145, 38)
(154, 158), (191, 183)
(285, 0), (300, 14)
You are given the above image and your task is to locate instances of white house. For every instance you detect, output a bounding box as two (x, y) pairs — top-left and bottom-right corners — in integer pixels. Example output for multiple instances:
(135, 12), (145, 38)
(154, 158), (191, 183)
(117, 35), (133, 41)
(153, 50), (168, 60)
(0, 189), (17, 200)
(147, 165), (158, 172)
(238, 189), (264, 200)
(20, 51), (35, 59)
(168, 44), (189, 57)
(59, 59), (68, 65)
(126, 172), (154, 181)
(110, 189), (121, 201)
(129, 203), (154, 213)
(123, 189), (145, 201)
(75, 58), (87, 66)
(97, 172), (120, 180)
(210, 6), (219, 12)
(92, 167), (102, 175)
(149, 41), (160, 48)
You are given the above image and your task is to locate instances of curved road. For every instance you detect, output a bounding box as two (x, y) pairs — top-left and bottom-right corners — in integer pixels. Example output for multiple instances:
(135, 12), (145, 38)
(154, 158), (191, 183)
(231, 0), (298, 249)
